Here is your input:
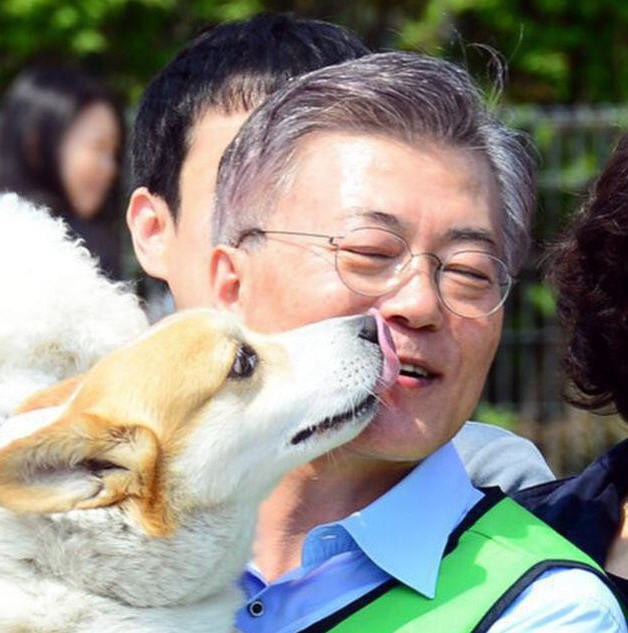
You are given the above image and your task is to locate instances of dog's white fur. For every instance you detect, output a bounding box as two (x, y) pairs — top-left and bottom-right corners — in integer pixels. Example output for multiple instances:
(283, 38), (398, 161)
(0, 192), (149, 419)
(0, 195), (385, 632)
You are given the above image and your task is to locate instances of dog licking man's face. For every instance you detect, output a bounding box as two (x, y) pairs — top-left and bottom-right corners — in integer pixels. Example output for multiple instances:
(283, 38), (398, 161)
(0, 309), (395, 537)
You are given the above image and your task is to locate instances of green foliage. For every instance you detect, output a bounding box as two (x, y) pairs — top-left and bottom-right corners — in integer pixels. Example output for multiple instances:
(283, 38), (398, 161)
(1, 0), (627, 105)
(473, 402), (519, 430)
(447, 0), (628, 104)
(525, 282), (556, 319)
(0, 0), (262, 104)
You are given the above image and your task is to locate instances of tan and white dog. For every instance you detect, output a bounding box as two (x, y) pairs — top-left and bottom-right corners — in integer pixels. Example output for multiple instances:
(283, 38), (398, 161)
(0, 308), (398, 632)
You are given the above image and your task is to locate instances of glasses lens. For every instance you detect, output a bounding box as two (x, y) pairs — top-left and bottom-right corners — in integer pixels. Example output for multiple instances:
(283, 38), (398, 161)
(437, 251), (511, 318)
(335, 230), (511, 319)
(335, 227), (409, 296)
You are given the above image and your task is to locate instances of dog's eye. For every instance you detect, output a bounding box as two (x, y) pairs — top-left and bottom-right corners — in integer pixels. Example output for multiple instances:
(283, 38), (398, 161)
(229, 343), (257, 379)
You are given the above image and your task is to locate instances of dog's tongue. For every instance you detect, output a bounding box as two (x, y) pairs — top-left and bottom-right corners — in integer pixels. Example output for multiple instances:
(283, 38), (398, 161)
(369, 309), (400, 388)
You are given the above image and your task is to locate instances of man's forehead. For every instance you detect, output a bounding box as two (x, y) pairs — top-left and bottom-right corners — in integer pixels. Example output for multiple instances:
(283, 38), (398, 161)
(284, 132), (498, 205)
(288, 130), (494, 183)
(178, 107), (252, 214)
(261, 133), (501, 253)
(187, 107), (252, 150)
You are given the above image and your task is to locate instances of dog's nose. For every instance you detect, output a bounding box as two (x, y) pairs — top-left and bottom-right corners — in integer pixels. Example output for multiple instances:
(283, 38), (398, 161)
(358, 315), (378, 344)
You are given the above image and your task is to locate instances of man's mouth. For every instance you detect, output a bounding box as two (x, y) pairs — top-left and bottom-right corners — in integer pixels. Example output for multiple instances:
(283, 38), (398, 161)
(290, 394), (377, 445)
(398, 363), (434, 380)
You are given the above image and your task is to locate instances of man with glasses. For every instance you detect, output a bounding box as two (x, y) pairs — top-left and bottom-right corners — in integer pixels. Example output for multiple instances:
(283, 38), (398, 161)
(209, 52), (625, 631)
(234, 227), (512, 319)
(126, 12), (554, 494)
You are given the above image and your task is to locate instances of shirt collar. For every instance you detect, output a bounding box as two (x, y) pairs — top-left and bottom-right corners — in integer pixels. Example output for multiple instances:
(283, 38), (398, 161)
(303, 441), (483, 598)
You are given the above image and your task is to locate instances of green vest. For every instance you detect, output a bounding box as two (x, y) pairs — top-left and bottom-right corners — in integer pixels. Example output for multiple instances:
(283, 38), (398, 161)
(300, 492), (623, 633)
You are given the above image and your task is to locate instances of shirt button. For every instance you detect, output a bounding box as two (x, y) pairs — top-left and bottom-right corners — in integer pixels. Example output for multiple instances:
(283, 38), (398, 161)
(248, 600), (265, 617)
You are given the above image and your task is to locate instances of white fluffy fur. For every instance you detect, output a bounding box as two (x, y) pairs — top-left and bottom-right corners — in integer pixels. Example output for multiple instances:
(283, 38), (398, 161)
(0, 193), (149, 418)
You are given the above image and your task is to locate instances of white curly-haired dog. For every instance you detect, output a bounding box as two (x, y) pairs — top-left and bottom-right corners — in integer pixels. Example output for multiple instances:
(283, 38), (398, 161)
(0, 192), (149, 419)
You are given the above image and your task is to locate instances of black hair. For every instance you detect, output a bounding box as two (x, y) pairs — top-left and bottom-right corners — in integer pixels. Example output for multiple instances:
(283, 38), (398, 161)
(131, 12), (369, 217)
(0, 65), (125, 222)
(547, 134), (628, 420)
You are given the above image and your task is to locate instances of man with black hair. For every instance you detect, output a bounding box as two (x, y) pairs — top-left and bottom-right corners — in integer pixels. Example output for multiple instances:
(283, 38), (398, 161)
(127, 13), (369, 309)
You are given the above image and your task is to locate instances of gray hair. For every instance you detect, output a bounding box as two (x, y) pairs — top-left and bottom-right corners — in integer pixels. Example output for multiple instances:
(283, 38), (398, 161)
(212, 51), (536, 273)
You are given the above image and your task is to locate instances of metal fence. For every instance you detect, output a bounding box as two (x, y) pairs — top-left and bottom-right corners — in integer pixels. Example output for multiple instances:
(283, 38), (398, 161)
(480, 105), (628, 474)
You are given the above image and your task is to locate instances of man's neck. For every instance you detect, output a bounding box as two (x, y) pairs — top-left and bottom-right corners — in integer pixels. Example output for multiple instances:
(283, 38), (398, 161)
(252, 452), (415, 582)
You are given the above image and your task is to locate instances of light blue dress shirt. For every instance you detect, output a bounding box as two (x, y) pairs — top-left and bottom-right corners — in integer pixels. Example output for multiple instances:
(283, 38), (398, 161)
(237, 442), (626, 633)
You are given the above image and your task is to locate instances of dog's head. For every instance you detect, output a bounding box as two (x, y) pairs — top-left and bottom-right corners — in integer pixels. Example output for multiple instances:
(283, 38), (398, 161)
(0, 310), (397, 536)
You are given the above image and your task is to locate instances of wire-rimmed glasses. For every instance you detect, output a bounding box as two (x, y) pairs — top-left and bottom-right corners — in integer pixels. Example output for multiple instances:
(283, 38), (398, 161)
(235, 226), (513, 319)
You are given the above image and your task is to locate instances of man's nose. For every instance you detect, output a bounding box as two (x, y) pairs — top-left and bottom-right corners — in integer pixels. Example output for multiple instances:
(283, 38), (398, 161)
(379, 262), (444, 330)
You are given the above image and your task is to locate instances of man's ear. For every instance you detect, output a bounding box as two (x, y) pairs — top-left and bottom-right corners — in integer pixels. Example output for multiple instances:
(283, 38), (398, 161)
(126, 187), (175, 280)
(0, 412), (162, 524)
(209, 245), (246, 315)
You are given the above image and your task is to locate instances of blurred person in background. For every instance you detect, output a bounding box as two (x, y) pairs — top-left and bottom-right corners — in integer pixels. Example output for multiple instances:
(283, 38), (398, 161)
(0, 65), (125, 279)
(516, 134), (628, 603)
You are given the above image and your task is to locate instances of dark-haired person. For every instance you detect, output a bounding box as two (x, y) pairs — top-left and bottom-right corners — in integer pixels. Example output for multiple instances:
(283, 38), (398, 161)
(127, 12), (369, 309)
(0, 66), (125, 279)
(516, 134), (628, 603)
(126, 11), (554, 494)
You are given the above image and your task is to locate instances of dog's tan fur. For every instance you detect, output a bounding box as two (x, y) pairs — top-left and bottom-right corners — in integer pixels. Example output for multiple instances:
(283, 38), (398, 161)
(0, 196), (388, 631)
(16, 376), (85, 415)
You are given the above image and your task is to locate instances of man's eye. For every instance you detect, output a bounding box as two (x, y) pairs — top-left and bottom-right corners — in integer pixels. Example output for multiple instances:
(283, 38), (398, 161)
(444, 265), (492, 284)
(229, 343), (258, 379)
(341, 246), (398, 259)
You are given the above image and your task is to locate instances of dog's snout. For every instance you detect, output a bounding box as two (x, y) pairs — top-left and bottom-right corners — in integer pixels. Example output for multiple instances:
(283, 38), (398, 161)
(358, 315), (378, 344)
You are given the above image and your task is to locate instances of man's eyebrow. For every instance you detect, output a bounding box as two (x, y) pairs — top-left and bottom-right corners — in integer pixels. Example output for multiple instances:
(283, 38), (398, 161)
(346, 210), (499, 251)
(445, 227), (498, 250)
(346, 209), (405, 231)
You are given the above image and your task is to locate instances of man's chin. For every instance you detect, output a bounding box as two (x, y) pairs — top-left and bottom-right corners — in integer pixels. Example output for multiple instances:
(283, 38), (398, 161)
(345, 415), (443, 465)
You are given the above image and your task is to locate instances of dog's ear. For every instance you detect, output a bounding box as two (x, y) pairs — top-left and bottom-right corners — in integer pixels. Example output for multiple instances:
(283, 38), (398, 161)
(0, 412), (166, 529)
(15, 375), (84, 413)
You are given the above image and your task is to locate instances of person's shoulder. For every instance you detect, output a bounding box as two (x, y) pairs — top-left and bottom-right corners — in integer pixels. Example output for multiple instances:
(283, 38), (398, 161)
(490, 567), (627, 632)
(453, 421), (555, 493)
(455, 420), (518, 444)
(514, 439), (628, 567)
